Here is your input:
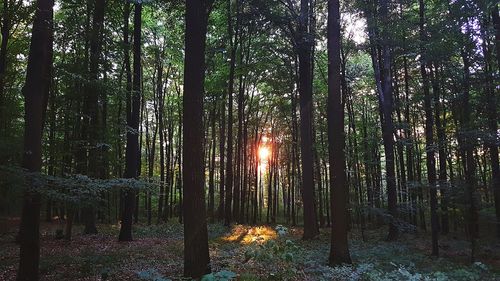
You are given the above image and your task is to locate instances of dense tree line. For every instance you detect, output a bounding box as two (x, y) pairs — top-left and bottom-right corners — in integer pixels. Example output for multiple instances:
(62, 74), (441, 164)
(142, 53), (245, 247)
(0, 0), (498, 279)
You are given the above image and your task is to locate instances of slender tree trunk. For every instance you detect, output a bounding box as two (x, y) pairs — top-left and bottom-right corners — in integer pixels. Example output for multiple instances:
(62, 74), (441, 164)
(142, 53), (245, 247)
(157, 56), (166, 224)
(403, 57), (417, 227)
(432, 65), (449, 235)
(225, 0), (239, 226)
(119, 2), (141, 242)
(489, 5), (500, 238)
(208, 105), (217, 221)
(378, 0), (398, 240)
(234, 56), (244, 223)
(218, 94), (226, 220)
(291, 90), (299, 226)
(419, 0), (439, 256)
(461, 43), (479, 261)
(82, 0), (106, 235)
(16, 0), (53, 279)
(0, 0), (11, 128)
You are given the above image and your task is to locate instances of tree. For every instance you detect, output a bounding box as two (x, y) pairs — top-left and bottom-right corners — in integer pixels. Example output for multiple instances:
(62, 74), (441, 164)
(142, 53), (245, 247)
(81, 0), (106, 235)
(0, 0), (12, 126)
(182, 0), (212, 277)
(490, 4), (500, 239)
(364, 0), (399, 241)
(419, 0), (439, 256)
(225, 0), (239, 226)
(327, 0), (351, 265)
(119, 1), (142, 242)
(298, 0), (319, 240)
(16, 0), (53, 280)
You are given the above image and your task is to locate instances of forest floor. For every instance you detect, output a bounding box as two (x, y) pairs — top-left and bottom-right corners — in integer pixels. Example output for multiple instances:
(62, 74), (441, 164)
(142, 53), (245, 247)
(1, 217), (500, 280)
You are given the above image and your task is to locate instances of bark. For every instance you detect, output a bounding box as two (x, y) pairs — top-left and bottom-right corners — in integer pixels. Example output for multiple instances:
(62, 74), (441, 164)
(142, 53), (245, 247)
(157, 52), (166, 224)
(328, 0), (351, 265)
(183, 0), (212, 277)
(431, 65), (449, 235)
(419, 0), (438, 256)
(403, 57), (417, 227)
(461, 45), (479, 261)
(0, 0), (11, 127)
(225, 0), (239, 226)
(234, 45), (245, 223)
(218, 94), (226, 220)
(490, 5), (500, 238)
(16, 0), (53, 279)
(82, 0), (106, 235)
(119, 2), (141, 242)
(378, 0), (398, 240)
(291, 90), (299, 226)
(298, 0), (319, 239)
(365, 0), (398, 239)
(208, 105), (217, 221)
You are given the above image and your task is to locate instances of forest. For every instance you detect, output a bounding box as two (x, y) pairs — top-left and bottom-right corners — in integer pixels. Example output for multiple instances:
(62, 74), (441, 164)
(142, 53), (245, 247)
(0, 0), (499, 280)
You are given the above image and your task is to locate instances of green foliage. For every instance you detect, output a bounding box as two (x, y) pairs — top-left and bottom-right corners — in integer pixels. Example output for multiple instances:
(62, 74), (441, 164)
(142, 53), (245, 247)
(323, 261), (492, 281)
(0, 166), (155, 209)
(136, 269), (172, 281)
(275, 224), (288, 236)
(201, 270), (238, 281)
(244, 238), (299, 263)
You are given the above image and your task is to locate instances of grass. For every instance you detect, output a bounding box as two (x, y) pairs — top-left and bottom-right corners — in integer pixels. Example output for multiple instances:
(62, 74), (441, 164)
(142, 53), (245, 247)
(1, 218), (499, 280)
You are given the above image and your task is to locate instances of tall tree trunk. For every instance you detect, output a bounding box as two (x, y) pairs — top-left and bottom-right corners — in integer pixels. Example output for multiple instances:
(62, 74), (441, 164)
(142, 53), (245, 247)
(119, 2), (141, 242)
(16, 0), (53, 279)
(378, 0), (398, 240)
(461, 44), (479, 261)
(431, 65), (449, 235)
(234, 47), (245, 223)
(403, 57), (417, 227)
(298, 0), (319, 239)
(218, 94), (226, 220)
(183, 0), (212, 277)
(365, 0), (398, 239)
(490, 5), (500, 239)
(208, 105), (217, 221)
(291, 90), (299, 226)
(225, 0), (239, 226)
(82, 0), (106, 235)
(0, 0), (11, 128)
(157, 54), (166, 224)
(419, 0), (439, 256)
(328, 0), (351, 265)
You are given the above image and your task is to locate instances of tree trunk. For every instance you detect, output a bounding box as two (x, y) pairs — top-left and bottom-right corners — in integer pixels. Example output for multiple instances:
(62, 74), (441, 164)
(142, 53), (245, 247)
(461, 44), (479, 261)
(431, 65), (449, 235)
(119, 2), (141, 242)
(328, 0), (351, 265)
(298, 0), (319, 239)
(490, 5), (500, 239)
(16, 0), (53, 279)
(82, 0), (106, 235)
(182, 0), (212, 277)
(0, 0), (11, 128)
(225, 0), (239, 226)
(374, 0), (398, 240)
(419, 0), (439, 256)
(218, 94), (226, 220)
(403, 57), (417, 227)
(208, 105), (217, 221)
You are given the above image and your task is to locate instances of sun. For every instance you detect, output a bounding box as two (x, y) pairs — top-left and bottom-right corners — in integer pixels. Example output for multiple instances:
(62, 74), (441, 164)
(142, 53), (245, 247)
(258, 146), (270, 160)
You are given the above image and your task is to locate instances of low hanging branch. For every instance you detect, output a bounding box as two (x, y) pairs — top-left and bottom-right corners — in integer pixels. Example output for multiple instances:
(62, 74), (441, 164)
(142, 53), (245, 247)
(0, 165), (156, 209)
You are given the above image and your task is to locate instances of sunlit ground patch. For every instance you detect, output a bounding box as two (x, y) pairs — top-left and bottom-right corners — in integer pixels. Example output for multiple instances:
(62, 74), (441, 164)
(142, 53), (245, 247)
(222, 225), (278, 244)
